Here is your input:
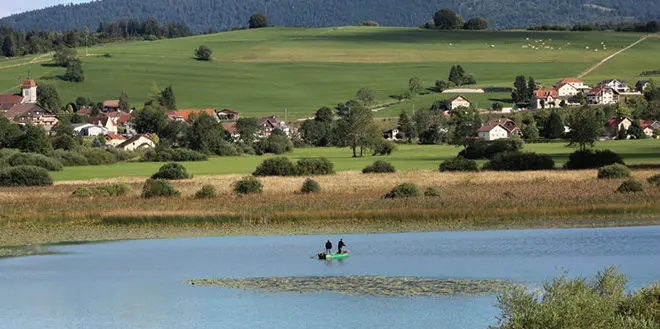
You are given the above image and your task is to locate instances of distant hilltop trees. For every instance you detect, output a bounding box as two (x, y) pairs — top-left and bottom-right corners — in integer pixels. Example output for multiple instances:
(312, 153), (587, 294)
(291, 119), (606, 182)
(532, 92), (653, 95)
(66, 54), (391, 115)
(422, 8), (488, 30)
(1, 0), (659, 33)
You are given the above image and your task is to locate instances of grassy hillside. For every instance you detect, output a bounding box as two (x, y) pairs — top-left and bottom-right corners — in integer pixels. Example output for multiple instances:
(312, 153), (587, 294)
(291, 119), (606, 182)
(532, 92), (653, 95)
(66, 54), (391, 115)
(0, 27), (653, 119)
(50, 139), (660, 181)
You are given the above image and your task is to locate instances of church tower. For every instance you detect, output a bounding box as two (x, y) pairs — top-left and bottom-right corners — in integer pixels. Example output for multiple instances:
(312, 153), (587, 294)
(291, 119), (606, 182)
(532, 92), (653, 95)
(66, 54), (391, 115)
(21, 78), (38, 104)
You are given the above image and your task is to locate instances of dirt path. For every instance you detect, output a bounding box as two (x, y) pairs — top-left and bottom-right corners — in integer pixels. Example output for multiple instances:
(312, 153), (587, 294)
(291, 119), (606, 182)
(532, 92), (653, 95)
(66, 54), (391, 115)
(577, 34), (652, 78)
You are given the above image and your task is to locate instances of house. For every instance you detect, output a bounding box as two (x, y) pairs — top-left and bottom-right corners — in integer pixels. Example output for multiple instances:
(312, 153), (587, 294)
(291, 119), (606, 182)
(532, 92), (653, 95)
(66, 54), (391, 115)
(170, 109), (218, 122)
(0, 94), (24, 112)
(74, 123), (108, 136)
(448, 95), (471, 110)
(554, 78), (590, 91)
(0, 78), (38, 114)
(88, 116), (119, 134)
(477, 118), (522, 141)
(587, 86), (619, 105)
(554, 83), (580, 97)
(167, 112), (185, 122)
(116, 134), (156, 151)
(105, 111), (134, 133)
(104, 132), (127, 146)
(383, 129), (401, 141)
(636, 80), (651, 92)
(640, 120), (660, 138)
(597, 79), (629, 93)
(606, 116), (633, 137)
(103, 100), (120, 112)
(223, 122), (240, 141)
(77, 106), (93, 116)
(217, 108), (240, 121)
(261, 115), (289, 137)
(531, 89), (560, 109)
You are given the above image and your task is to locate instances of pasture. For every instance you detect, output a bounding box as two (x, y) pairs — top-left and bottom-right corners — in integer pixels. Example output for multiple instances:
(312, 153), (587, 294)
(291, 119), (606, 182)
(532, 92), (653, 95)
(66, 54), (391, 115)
(0, 27), (652, 120)
(50, 139), (660, 181)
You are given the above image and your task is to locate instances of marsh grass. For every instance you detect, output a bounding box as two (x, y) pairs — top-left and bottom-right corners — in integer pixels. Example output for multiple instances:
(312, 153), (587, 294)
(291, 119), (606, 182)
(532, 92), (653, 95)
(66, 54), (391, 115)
(2, 170), (660, 254)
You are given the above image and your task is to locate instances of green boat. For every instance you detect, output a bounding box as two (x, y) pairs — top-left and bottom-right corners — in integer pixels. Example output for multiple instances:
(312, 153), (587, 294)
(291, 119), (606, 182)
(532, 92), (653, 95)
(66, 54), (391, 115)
(317, 251), (350, 260)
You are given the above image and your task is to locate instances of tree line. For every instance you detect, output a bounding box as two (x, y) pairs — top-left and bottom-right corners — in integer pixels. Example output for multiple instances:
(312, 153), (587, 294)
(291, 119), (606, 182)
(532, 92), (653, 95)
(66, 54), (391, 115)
(1, 18), (191, 58)
(526, 20), (660, 32)
(1, 0), (659, 33)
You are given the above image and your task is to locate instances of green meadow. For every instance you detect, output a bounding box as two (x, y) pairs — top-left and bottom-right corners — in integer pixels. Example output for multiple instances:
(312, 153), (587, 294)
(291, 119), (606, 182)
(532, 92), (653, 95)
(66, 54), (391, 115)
(50, 139), (660, 181)
(0, 27), (653, 119)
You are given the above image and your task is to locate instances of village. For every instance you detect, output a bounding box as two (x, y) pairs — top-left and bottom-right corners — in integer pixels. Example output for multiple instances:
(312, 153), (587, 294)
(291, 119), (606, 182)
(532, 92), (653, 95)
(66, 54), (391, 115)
(0, 75), (658, 153)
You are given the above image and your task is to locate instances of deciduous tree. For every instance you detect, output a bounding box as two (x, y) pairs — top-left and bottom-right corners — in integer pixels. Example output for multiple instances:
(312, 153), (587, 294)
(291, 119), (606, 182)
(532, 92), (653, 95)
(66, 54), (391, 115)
(567, 106), (601, 151)
(249, 13), (268, 29)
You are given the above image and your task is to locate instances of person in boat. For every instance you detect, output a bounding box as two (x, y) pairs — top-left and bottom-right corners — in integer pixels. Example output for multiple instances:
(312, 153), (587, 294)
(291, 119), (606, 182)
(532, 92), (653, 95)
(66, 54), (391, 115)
(325, 240), (332, 254)
(337, 239), (346, 254)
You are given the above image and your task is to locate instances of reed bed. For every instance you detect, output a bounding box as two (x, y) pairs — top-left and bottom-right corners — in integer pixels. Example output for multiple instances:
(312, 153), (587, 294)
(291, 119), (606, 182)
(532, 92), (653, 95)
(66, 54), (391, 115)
(2, 169), (660, 255)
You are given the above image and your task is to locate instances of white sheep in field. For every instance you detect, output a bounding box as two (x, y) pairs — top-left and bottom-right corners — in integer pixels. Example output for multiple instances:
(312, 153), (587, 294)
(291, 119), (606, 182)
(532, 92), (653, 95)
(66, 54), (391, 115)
(490, 44), (495, 48)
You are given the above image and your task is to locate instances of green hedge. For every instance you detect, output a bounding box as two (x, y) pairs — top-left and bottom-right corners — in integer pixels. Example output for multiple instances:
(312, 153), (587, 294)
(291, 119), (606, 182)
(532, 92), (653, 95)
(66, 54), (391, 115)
(72, 183), (132, 197)
(564, 149), (624, 169)
(597, 164), (631, 179)
(233, 176), (263, 194)
(141, 148), (208, 162)
(483, 152), (555, 171)
(3, 152), (63, 171)
(384, 183), (420, 199)
(363, 160), (396, 174)
(0, 165), (53, 187)
(151, 163), (192, 180)
(439, 156), (479, 172)
(142, 179), (180, 198)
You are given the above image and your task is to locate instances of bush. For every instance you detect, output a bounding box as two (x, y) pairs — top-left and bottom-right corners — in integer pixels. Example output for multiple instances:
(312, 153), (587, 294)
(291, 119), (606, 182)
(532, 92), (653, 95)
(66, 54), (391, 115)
(194, 185), (217, 199)
(384, 183), (420, 199)
(564, 149), (625, 169)
(4, 152), (63, 171)
(53, 150), (89, 166)
(257, 133), (294, 155)
(483, 152), (555, 171)
(151, 162), (192, 180)
(439, 156), (479, 172)
(372, 140), (397, 156)
(141, 148), (208, 162)
(253, 157), (297, 176)
(0, 166), (53, 187)
(142, 179), (180, 198)
(363, 160), (396, 174)
(81, 149), (118, 165)
(295, 158), (334, 175)
(598, 164), (631, 179)
(424, 186), (441, 197)
(105, 148), (140, 161)
(647, 174), (660, 187)
(617, 180), (644, 193)
(301, 178), (321, 194)
(233, 176), (263, 195)
(459, 139), (524, 160)
(72, 183), (131, 197)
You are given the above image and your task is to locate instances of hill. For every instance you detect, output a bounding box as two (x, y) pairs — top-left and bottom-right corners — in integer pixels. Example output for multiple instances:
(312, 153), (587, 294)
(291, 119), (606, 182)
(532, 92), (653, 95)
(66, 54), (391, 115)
(1, 0), (659, 32)
(0, 27), (656, 119)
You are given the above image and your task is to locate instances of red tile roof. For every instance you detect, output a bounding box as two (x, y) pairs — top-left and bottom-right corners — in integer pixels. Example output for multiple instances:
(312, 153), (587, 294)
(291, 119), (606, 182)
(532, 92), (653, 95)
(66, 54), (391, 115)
(556, 78), (583, 85)
(103, 100), (120, 108)
(223, 122), (238, 134)
(477, 118), (519, 133)
(639, 120), (658, 129)
(77, 106), (93, 115)
(175, 109), (216, 121)
(22, 79), (37, 88)
(0, 94), (23, 110)
(533, 89), (559, 99)
(587, 86), (617, 96)
(218, 108), (239, 114)
(6, 103), (50, 119)
(105, 111), (132, 124)
(607, 116), (631, 127)
(88, 116), (117, 126)
(105, 132), (125, 140)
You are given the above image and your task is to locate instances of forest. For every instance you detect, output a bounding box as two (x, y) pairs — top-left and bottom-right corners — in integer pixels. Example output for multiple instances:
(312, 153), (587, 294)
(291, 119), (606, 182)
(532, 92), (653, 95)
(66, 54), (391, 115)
(1, 0), (659, 33)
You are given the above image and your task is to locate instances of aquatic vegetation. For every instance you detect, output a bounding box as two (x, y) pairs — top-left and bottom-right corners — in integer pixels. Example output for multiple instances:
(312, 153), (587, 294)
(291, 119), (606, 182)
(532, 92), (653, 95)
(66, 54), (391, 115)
(188, 276), (513, 297)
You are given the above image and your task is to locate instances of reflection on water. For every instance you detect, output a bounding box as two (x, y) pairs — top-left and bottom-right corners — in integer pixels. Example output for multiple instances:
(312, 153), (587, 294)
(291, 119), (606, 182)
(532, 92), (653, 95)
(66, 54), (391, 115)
(0, 226), (659, 328)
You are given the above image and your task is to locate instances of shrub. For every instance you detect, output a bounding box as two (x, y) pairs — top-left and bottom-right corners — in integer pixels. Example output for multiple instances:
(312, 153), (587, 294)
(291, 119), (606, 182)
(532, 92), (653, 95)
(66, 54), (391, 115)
(647, 174), (660, 186)
(194, 185), (217, 199)
(363, 160), (396, 174)
(233, 176), (263, 195)
(384, 183), (420, 199)
(4, 152), (63, 171)
(53, 150), (89, 166)
(142, 179), (180, 198)
(295, 158), (334, 175)
(253, 157), (297, 176)
(141, 148), (208, 162)
(483, 152), (555, 171)
(439, 156), (479, 172)
(0, 166), (53, 187)
(597, 164), (631, 179)
(617, 180), (644, 193)
(257, 133), (294, 155)
(72, 183), (131, 197)
(106, 148), (140, 161)
(372, 140), (397, 156)
(459, 139), (524, 160)
(81, 149), (118, 165)
(424, 186), (441, 197)
(564, 149), (625, 169)
(301, 178), (321, 194)
(151, 162), (192, 180)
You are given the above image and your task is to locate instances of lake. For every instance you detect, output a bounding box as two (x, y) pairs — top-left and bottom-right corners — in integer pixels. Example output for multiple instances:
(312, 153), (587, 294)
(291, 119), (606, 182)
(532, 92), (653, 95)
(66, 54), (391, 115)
(1, 226), (659, 328)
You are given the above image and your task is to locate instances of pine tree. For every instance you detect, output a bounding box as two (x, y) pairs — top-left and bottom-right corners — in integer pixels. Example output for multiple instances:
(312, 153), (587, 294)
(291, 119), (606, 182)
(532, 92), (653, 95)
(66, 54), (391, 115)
(527, 77), (536, 101)
(119, 91), (130, 112)
(542, 110), (565, 139)
(398, 110), (416, 142)
(513, 75), (528, 104)
(158, 86), (176, 110)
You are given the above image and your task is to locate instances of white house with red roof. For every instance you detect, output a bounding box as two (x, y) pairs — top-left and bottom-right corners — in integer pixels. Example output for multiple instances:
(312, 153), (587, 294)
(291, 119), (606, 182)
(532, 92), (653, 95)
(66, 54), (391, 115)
(531, 89), (560, 109)
(606, 116), (633, 137)
(448, 95), (471, 110)
(116, 134), (156, 151)
(587, 86), (619, 105)
(597, 79), (629, 93)
(103, 100), (120, 112)
(477, 118), (522, 141)
(217, 108), (240, 121)
(88, 115), (119, 134)
(640, 120), (660, 138)
(261, 115), (289, 137)
(104, 132), (127, 147)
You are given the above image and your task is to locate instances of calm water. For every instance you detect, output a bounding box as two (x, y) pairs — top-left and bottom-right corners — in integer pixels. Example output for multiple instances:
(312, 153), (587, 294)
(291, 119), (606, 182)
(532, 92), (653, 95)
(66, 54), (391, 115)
(1, 226), (659, 328)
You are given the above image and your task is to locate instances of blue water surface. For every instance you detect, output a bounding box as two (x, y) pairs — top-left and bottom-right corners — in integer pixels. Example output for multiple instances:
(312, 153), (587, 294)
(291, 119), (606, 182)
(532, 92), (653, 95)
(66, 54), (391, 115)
(1, 225), (659, 328)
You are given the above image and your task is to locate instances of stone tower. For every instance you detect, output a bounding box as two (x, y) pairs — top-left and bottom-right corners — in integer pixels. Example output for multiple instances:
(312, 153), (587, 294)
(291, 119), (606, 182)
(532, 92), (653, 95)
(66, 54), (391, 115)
(21, 78), (38, 104)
